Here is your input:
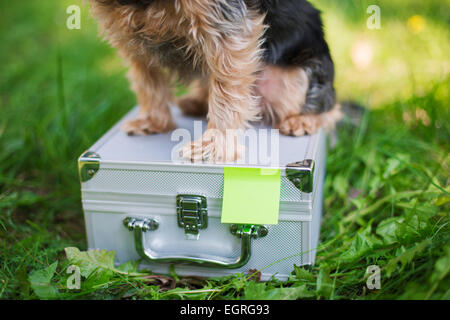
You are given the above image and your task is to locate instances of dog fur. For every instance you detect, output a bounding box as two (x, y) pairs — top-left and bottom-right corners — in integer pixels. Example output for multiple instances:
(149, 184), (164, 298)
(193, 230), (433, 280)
(90, 0), (342, 161)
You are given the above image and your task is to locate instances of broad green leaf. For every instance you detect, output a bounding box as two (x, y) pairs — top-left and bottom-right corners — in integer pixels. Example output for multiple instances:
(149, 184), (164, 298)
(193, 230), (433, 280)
(333, 175), (348, 199)
(396, 213), (432, 244)
(340, 225), (383, 261)
(64, 247), (145, 288)
(316, 266), (333, 299)
(349, 197), (366, 210)
(293, 265), (315, 283)
(243, 282), (266, 299)
(28, 261), (59, 299)
(376, 217), (404, 244)
(384, 239), (431, 277)
(383, 156), (408, 179)
(65, 247), (116, 279)
(162, 285), (217, 300)
(369, 175), (382, 197)
(430, 245), (450, 283)
(441, 289), (450, 300)
(377, 210), (433, 246)
(263, 285), (314, 300)
(395, 201), (438, 218)
(435, 196), (450, 206)
(244, 282), (313, 300)
(116, 260), (139, 274)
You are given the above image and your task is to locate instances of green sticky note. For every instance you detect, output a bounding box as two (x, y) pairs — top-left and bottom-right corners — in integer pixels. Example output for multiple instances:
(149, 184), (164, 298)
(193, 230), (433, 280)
(221, 167), (281, 225)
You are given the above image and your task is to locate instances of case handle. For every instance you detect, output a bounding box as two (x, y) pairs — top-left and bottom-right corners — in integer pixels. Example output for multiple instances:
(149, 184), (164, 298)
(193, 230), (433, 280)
(123, 217), (268, 269)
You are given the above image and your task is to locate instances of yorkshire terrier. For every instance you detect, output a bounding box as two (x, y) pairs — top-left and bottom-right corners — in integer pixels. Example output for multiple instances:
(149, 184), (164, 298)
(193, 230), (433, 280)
(90, 0), (342, 162)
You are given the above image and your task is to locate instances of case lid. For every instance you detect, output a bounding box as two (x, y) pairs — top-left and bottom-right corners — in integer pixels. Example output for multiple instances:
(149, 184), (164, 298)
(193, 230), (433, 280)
(89, 107), (318, 166)
(79, 106), (326, 212)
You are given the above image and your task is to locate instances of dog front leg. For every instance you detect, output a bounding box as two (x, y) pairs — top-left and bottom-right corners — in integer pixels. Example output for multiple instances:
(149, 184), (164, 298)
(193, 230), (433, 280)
(122, 58), (175, 135)
(179, 2), (265, 162)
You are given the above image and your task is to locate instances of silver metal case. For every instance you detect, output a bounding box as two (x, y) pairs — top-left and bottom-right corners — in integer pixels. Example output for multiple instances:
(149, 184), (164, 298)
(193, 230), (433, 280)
(79, 107), (327, 281)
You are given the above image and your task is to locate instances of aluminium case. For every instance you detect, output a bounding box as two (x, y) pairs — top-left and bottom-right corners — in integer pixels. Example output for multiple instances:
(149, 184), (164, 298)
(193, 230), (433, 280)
(79, 107), (327, 281)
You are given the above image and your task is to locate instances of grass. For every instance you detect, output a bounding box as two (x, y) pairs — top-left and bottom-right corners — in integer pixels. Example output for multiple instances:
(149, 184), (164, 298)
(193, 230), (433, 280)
(0, 0), (449, 300)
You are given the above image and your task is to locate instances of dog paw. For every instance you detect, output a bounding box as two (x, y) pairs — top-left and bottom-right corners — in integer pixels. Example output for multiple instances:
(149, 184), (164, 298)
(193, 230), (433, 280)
(278, 114), (320, 136)
(122, 117), (174, 136)
(179, 129), (244, 163)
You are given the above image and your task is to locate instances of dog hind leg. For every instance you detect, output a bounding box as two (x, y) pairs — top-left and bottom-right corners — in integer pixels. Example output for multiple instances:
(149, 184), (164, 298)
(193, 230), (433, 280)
(260, 61), (342, 136)
(258, 65), (309, 127)
(178, 79), (209, 117)
(278, 104), (343, 136)
(278, 59), (342, 136)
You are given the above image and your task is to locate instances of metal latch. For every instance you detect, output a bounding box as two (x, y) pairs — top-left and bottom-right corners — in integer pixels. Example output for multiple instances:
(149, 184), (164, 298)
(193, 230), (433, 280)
(176, 194), (208, 240)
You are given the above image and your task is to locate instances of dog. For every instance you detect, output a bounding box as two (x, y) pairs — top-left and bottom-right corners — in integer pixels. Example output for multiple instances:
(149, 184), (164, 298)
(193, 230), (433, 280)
(90, 0), (342, 161)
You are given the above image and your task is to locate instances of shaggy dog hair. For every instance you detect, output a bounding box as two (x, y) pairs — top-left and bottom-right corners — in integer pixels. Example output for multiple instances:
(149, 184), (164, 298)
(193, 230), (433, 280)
(90, 0), (342, 161)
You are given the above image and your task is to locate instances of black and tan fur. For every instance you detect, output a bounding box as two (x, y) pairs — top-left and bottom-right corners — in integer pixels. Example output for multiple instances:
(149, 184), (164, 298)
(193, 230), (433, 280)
(90, 0), (342, 161)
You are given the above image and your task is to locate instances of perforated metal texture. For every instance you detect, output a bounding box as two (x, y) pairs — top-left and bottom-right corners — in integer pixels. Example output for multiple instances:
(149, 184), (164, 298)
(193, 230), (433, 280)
(86, 168), (302, 202)
(239, 221), (303, 274)
(280, 176), (303, 202)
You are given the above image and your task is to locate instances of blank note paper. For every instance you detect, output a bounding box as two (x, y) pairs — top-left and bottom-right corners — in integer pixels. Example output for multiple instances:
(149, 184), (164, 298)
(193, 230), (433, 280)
(221, 167), (281, 225)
